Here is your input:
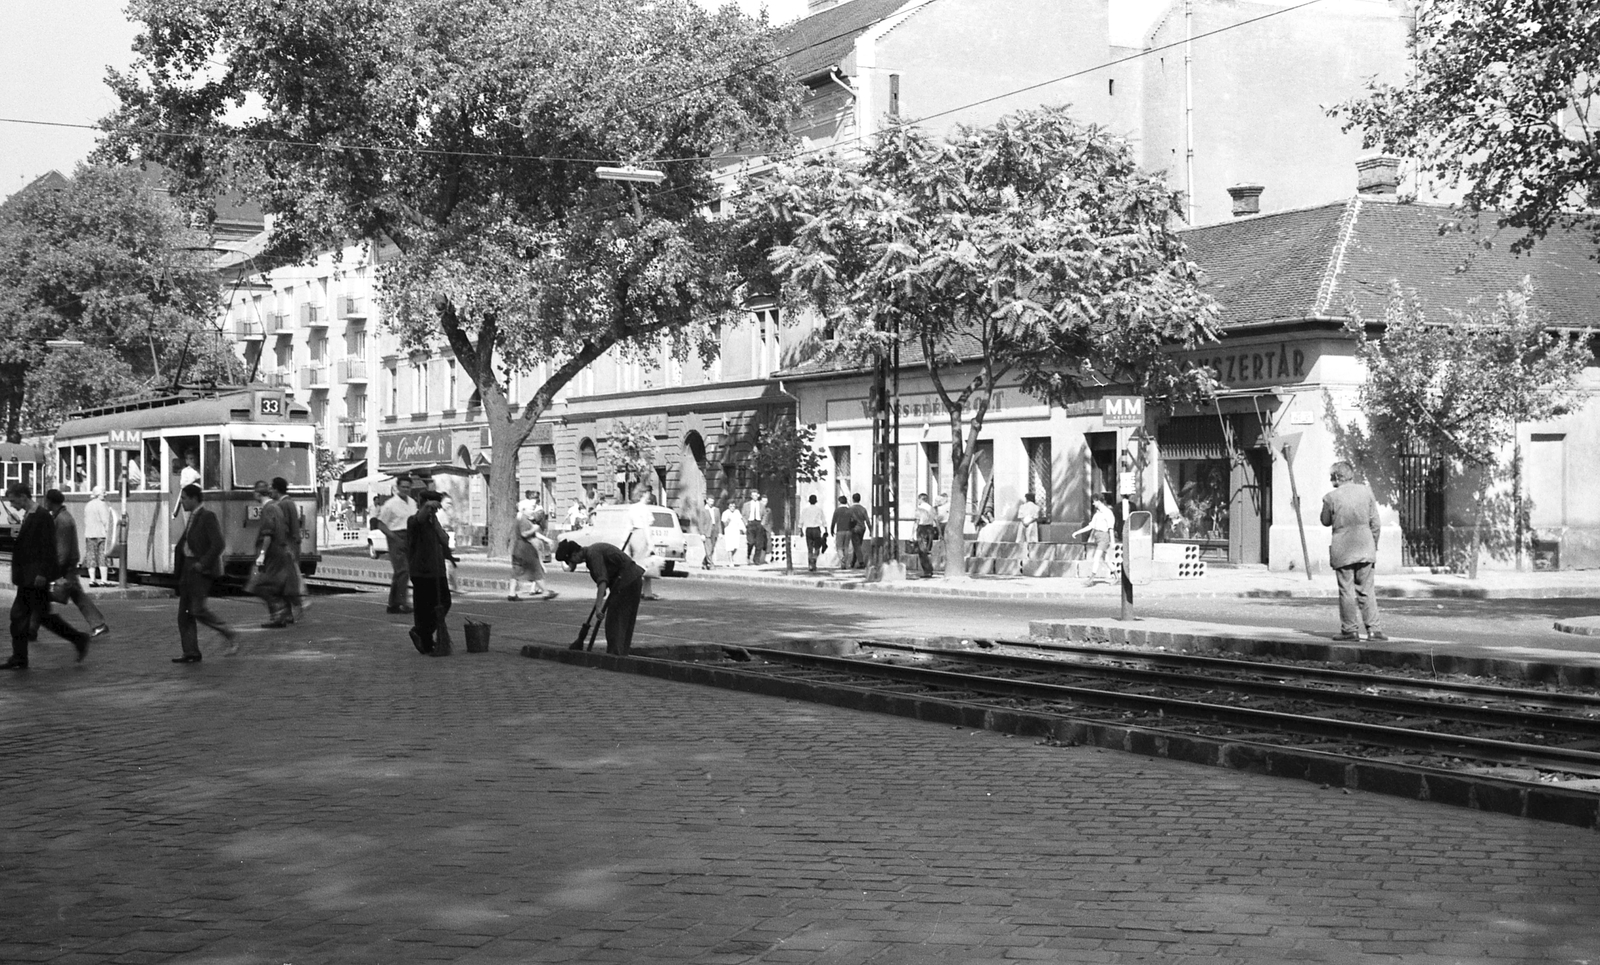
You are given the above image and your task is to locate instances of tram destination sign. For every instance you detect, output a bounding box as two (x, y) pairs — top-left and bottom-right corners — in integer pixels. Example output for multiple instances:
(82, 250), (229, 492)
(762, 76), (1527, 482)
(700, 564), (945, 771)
(378, 428), (451, 470)
(107, 428), (141, 451)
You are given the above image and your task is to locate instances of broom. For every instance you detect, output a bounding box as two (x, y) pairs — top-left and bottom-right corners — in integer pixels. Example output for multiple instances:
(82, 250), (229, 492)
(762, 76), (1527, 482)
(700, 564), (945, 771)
(569, 602), (608, 651)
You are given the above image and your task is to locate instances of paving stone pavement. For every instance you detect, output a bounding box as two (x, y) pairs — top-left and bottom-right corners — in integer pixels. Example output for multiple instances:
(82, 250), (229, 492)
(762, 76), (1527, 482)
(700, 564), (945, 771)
(2, 594), (1599, 964)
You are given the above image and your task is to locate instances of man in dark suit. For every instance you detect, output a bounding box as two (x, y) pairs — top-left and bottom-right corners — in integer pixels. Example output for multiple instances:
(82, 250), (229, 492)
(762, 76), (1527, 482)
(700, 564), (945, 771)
(174, 484), (237, 663)
(406, 489), (458, 654)
(5, 481), (90, 669)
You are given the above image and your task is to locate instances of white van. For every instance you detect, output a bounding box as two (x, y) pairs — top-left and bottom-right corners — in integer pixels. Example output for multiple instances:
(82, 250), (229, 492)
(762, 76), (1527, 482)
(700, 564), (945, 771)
(570, 504), (687, 575)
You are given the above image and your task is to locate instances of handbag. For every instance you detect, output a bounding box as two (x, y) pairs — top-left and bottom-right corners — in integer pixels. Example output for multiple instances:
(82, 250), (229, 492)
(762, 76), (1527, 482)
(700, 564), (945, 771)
(49, 578), (71, 605)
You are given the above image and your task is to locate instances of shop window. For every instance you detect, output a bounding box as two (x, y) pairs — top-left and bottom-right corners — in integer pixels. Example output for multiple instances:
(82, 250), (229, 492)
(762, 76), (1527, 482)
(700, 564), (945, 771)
(1162, 458), (1231, 546)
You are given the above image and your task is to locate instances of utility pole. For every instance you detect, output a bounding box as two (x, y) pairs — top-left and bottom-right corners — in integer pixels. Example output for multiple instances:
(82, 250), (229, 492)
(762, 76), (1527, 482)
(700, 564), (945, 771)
(868, 324), (901, 581)
(1184, 0), (1196, 224)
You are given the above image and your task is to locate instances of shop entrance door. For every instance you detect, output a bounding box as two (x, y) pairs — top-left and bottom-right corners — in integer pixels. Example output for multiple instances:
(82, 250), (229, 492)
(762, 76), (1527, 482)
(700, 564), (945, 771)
(1230, 448), (1271, 566)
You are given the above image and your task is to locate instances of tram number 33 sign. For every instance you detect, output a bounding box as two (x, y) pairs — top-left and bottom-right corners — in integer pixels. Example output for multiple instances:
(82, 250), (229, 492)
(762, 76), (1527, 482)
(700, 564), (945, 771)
(255, 391), (286, 418)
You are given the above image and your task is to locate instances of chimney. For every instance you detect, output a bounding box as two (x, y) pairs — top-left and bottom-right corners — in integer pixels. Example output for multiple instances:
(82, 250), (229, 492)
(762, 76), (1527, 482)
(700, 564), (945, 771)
(1226, 183), (1265, 218)
(1356, 155), (1402, 197)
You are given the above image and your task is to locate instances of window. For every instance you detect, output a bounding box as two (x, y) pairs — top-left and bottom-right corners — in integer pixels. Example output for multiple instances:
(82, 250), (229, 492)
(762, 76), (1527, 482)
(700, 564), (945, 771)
(922, 441), (942, 500)
(385, 363), (398, 416)
(578, 438), (598, 500)
(1023, 437), (1052, 519)
(831, 445), (851, 501)
(889, 73), (900, 118)
(411, 362), (428, 414)
(539, 445), (558, 509)
(231, 441), (314, 489)
(202, 436), (221, 490)
(447, 359), (458, 411)
(969, 440), (995, 524)
(348, 391), (367, 421)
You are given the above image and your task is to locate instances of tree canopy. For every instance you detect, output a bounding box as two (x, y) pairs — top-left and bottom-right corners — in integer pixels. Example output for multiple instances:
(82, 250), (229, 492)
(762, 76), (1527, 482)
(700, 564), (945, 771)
(100, 0), (797, 553)
(0, 164), (239, 441)
(747, 106), (1218, 576)
(1335, 2), (1600, 254)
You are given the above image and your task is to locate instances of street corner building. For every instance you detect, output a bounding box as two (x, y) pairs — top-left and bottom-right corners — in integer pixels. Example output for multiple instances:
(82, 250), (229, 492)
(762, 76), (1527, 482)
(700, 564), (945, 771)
(779, 161), (1600, 576)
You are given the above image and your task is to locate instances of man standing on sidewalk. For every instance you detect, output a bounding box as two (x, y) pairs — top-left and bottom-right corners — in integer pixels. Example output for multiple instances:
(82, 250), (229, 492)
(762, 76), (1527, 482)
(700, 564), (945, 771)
(45, 489), (109, 638)
(1320, 461), (1386, 643)
(914, 493), (938, 579)
(377, 475), (416, 614)
(4, 482), (90, 669)
(84, 486), (113, 586)
(743, 488), (769, 566)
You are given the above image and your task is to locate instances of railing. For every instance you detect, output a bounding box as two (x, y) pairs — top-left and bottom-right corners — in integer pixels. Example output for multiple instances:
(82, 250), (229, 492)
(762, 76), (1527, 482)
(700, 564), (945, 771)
(337, 295), (367, 321)
(300, 303), (327, 327)
(261, 369), (290, 387)
(340, 421), (368, 447)
(338, 358), (369, 382)
(236, 320), (263, 340)
(301, 364), (328, 389)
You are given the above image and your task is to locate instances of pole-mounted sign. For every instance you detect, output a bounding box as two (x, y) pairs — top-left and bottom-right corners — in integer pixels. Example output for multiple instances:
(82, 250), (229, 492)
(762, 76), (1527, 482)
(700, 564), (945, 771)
(1102, 395), (1145, 427)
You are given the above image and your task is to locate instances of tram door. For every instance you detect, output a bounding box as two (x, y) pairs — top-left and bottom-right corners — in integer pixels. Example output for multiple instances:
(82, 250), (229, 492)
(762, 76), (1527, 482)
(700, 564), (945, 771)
(167, 434), (203, 567)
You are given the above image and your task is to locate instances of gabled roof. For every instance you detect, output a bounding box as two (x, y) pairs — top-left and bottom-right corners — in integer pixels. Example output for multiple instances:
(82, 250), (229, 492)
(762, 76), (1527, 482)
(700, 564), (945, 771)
(1183, 199), (1600, 328)
(776, 0), (917, 82)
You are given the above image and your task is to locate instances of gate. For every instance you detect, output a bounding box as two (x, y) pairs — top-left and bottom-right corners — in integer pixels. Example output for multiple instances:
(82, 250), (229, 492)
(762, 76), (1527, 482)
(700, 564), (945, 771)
(1396, 447), (1445, 567)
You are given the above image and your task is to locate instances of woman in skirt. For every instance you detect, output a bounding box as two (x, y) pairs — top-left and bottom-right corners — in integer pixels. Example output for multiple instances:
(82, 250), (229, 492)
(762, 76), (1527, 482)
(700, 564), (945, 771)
(508, 501), (555, 600)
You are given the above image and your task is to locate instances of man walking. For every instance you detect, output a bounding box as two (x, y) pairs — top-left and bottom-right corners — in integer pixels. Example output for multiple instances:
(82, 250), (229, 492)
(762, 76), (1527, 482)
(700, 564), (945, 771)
(377, 475), (416, 614)
(272, 476), (306, 623)
(798, 494), (827, 572)
(5, 482), (90, 669)
(1016, 492), (1041, 547)
(45, 489), (109, 637)
(830, 496), (855, 571)
(848, 494), (870, 568)
(173, 484), (236, 662)
(251, 480), (295, 628)
(1320, 460), (1386, 642)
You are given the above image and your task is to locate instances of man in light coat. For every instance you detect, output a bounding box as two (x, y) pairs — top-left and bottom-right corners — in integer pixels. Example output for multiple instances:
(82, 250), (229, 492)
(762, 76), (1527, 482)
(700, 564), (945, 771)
(1320, 460), (1386, 642)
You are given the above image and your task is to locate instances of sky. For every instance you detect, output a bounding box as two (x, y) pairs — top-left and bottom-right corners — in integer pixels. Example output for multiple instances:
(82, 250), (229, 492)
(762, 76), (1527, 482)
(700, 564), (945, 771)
(0, 0), (1170, 200)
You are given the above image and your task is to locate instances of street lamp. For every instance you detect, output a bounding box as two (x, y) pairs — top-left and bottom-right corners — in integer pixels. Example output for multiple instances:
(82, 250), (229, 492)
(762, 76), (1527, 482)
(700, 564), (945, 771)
(45, 339), (85, 349)
(595, 166), (664, 220)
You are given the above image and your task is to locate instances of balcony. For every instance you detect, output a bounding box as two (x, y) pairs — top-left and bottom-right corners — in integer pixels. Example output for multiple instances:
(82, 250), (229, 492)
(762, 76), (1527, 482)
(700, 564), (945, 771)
(339, 420), (368, 447)
(300, 363), (329, 390)
(261, 369), (290, 388)
(236, 320), (264, 341)
(337, 295), (368, 322)
(300, 303), (328, 328)
(338, 358), (369, 382)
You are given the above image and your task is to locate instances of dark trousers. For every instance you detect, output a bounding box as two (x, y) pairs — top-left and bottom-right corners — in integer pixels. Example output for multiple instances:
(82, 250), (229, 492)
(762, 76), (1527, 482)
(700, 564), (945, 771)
(832, 530), (853, 569)
(178, 566), (233, 656)
(916, 524), (938, 577)
(746, 522), (767, 565)
(388, 535), (411, 609)
(1335, 562), (1381, 636)
(604, 576), (644, 656)
(412, 576), (451, 649)
(804, 527), (824, 570)
(62, 575), (105, 628)
(852, 529), (869, 568)
(10, 586), (88, 662)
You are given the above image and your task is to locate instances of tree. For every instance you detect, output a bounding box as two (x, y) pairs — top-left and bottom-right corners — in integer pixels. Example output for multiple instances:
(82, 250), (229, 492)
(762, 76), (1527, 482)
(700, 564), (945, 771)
(748, 415), (826, 574)
(602, 420), (660, 504)
(101, 0), (796, 555)
(1335, 3), (1600, 254)
(1341, 281), (1589, 575)
(746, 107), (1218, 577)
(0, 164), (239, 440)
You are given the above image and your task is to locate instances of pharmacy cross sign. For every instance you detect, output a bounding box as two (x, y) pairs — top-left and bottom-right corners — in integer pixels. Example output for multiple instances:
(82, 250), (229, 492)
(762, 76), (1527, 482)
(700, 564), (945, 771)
(1102, 396), (1145, 427)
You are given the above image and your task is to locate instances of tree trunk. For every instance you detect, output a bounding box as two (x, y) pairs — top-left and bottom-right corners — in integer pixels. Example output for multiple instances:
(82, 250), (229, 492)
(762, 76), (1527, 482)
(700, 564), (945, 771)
(2, 366), (24, 443)
(479, 391), (537, 561)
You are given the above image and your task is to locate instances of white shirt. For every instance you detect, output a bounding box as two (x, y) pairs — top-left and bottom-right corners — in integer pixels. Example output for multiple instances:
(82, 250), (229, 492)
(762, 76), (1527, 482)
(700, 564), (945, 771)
(798, 501), (827, 529)
(377, 493), (416, 534)
(84, 496), (114, 540)
(915, 500), (937, 526)
(1017, 500), (1040, 525)
(179, 465), (202, 488)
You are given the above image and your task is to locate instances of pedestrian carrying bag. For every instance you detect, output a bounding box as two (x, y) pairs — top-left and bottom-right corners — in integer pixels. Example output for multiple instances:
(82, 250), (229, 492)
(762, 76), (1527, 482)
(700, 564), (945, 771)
(49, 578), (71, 605)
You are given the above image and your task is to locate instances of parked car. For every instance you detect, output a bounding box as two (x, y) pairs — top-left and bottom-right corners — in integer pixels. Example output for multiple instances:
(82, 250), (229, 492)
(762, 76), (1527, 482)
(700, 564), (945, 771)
(569, 504), (687, 575)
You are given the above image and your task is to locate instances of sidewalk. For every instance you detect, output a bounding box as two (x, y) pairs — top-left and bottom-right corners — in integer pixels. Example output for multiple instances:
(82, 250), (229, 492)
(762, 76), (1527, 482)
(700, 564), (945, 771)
(324, 547), (1600, 602)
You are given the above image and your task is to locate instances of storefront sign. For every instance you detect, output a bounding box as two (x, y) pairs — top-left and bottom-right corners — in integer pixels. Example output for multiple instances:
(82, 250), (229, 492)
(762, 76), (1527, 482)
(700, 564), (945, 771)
(601, 413), (667, 438)
(1183, 342), (1308, 388)
(107, 429), (141, 452)
(528, 422), (555, 445)
(1103, 396), (1145, 427)
(378, 428), (451, 469)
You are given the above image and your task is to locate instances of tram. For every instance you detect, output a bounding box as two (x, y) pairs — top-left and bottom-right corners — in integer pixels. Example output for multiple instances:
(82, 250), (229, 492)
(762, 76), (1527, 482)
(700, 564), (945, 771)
(53, 387), (320, 581)
(0, 441), (46, 548)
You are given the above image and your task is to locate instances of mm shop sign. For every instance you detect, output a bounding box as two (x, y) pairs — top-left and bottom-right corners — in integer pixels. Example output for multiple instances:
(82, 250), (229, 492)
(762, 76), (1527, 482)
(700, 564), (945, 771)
(1103, 396), (1145, 427)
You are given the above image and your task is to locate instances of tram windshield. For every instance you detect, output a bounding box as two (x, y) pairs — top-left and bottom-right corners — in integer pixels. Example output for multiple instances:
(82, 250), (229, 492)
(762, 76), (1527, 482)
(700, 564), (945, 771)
(231, 441), (314, 489)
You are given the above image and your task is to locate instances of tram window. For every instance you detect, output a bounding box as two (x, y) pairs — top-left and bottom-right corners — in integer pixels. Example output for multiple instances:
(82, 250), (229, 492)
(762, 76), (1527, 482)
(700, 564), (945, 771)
(232, 441), (314, 489)
(168, 435), (201, 492)
(203, 436), (222, 491)
(141, 439), (161, 491)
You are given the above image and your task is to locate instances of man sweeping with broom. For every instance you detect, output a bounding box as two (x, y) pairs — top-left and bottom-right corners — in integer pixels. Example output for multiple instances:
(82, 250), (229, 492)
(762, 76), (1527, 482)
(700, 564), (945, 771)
(555, 539), (644, 656)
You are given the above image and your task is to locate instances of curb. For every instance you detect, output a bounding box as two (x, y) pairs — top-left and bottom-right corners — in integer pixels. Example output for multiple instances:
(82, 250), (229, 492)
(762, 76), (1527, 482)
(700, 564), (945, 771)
(1030, 621), (1600, 687)
(517, 643), (1600, 830)
(0, 585), (173, 602)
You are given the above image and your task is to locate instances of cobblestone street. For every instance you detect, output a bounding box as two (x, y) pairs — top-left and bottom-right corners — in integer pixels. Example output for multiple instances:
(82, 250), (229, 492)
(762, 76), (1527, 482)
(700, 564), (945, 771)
(2, 592), (1598, 963)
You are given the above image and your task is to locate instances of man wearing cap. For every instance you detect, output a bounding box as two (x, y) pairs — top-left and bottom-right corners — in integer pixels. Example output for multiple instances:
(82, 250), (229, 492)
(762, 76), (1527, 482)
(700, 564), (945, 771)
(555, 538), (644, 655)
(406, 489), (458, 654)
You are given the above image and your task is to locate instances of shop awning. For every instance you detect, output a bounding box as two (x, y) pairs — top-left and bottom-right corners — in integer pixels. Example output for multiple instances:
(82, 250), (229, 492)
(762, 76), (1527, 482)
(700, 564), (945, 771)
(337, 459), (369, 483)
(339, 472), (393, 494)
